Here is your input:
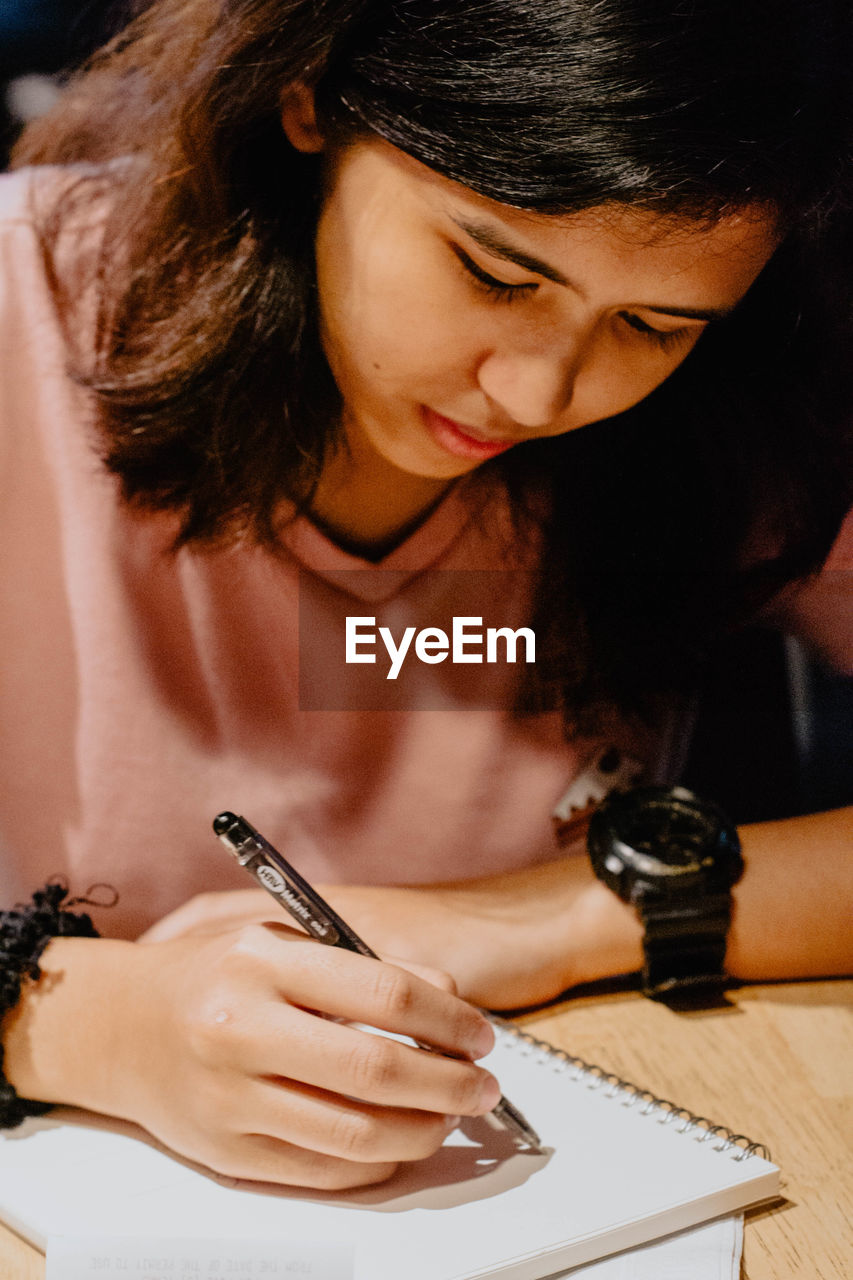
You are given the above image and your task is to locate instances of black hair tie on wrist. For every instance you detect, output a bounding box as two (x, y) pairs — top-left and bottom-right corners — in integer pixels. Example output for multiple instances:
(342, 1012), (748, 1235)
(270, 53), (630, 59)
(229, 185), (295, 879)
(0, 881), (109, 1128)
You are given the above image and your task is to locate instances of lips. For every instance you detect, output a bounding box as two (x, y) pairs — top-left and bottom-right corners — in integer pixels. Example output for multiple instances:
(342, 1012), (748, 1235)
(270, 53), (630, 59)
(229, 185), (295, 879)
(421, 407), (518, 461)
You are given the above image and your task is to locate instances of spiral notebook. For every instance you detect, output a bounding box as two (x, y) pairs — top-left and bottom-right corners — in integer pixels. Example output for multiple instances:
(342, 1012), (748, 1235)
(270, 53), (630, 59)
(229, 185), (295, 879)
(0, 1018), (779, 1280)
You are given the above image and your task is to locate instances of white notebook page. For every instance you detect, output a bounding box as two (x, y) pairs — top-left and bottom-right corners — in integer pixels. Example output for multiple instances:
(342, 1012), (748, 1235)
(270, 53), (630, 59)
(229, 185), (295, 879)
(0, 1021), (777, 1280)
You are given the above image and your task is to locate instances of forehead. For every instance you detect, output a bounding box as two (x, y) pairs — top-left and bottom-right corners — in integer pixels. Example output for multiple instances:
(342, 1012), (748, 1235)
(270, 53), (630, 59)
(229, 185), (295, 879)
(349, 137), (780, 300)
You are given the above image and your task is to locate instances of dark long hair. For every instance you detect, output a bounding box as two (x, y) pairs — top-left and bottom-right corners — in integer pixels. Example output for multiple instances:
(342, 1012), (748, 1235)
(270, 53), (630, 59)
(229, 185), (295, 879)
(13, 0), (853, 727)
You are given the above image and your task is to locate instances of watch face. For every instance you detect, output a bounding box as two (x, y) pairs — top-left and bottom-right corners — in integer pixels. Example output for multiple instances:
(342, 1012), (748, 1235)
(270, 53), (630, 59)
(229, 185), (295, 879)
(615, 794), (720, 875)
(588, 786), (743, 895)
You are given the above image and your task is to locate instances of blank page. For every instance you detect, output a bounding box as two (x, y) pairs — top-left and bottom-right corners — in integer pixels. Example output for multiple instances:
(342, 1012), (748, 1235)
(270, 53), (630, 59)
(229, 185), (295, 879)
(0, 1021), (779, 1280)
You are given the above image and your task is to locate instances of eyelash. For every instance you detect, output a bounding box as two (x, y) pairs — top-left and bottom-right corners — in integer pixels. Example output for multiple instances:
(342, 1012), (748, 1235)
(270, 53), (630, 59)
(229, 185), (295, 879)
(454, 247), (696, 351)
(618, 312), (694, 352)
(454, 248), (535, 305)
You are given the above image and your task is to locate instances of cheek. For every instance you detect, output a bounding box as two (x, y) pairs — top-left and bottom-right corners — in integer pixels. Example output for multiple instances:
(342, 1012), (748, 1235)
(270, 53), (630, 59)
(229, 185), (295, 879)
(331, 276), (472, 391)
(573, 338), (699, 423)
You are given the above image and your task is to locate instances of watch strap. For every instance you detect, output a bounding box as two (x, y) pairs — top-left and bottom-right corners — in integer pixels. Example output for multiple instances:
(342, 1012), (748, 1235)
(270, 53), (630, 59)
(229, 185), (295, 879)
(638, 890), (733, 1000)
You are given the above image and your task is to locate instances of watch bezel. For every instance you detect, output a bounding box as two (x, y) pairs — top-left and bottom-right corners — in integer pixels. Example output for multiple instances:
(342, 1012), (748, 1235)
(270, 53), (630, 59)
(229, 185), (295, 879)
(587, 785), (744, 903)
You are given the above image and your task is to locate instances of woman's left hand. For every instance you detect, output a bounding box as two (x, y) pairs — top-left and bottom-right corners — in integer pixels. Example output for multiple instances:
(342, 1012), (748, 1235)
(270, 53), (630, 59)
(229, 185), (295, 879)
(143, 805), (853, 1007)
(140, 856), (643, 1009)
(326, 806), (853, 1004)
(320, 862), (643, 1008)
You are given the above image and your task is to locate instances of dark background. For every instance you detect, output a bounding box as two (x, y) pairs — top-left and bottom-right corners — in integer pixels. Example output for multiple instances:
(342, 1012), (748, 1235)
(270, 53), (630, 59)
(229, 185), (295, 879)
(1, 0), (128, 163)
(682, 630), (853, 823)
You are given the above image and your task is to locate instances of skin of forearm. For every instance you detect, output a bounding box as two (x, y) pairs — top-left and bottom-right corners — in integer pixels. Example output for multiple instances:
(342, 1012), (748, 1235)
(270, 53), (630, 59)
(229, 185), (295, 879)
(495, 807), (853, 994)
(509, 806), (853, 996)
(1, 936), (145, 1114)
(315, 807), (853, 1007)
(726, 806), (853, 980)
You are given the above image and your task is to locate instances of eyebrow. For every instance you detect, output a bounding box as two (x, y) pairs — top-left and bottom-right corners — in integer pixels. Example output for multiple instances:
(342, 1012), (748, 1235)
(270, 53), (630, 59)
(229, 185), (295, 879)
(449, 215), (736, 322)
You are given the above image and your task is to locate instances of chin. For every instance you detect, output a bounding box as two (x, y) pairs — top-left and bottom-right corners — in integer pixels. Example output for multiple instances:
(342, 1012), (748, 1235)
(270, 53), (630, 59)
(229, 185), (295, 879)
(389, 451), (476, 482)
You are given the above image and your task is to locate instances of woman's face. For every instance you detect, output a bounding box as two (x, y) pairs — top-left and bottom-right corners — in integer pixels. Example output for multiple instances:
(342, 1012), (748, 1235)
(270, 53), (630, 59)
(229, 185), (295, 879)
(309, 135), (779, 483)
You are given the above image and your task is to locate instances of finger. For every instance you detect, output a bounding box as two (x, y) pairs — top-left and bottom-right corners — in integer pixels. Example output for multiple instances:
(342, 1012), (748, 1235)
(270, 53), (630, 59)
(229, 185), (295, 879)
(246, 1004), (501, 1116)
(244, 930), (495, 1059)
(200, 1129), (400, 1191)
(240, 1075), (461, 1165)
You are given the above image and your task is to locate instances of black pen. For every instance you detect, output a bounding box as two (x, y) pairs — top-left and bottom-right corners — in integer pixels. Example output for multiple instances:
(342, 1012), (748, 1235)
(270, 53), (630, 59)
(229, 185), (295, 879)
(212, 811), (541, 1151)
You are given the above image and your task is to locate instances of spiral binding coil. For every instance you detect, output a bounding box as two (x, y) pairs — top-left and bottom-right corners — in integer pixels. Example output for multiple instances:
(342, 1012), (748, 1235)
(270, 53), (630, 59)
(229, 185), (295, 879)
(491, 1018), (771, 1163)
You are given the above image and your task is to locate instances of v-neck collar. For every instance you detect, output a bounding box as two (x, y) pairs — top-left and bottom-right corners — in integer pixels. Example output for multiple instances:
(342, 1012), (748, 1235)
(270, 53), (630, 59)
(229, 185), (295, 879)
(277, 476), (493, 603)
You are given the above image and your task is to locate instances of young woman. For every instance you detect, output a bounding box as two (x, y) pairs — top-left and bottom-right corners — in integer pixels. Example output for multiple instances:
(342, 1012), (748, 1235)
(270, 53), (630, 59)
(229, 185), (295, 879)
(0, 0), (850, 1190)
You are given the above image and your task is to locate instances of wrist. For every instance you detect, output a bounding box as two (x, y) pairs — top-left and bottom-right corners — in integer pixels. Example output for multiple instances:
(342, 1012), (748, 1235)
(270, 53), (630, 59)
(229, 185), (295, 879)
(562, 867), (645, 989)
(2, 935), (143, 1115)
(427, 853), (644, 1007)
(519, 850), (643, 996)
(586, 787), (744, 1001)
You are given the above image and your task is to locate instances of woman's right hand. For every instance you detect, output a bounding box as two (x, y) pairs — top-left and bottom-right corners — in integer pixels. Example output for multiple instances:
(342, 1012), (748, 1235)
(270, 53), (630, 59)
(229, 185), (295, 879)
(2, 924), (500, 1190)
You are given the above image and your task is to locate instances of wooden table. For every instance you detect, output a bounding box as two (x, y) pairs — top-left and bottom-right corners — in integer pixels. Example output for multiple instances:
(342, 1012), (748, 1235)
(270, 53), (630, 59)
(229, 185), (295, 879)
(1, 978), (850, 1278)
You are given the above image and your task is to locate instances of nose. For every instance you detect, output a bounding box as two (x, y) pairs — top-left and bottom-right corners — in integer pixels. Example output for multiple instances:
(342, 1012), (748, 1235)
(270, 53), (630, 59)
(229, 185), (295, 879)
(476, 347), (578, 431)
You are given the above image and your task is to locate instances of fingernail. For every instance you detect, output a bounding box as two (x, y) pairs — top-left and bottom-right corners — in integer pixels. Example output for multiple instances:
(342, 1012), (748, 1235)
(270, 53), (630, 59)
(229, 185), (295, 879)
(444, 1115), (462, 1131)
(479, 1074), (502, 1111)
(469, 1020), (495, 1058)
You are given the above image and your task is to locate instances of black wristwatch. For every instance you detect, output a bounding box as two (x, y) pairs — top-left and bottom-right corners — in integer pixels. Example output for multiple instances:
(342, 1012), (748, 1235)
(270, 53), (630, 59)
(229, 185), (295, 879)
(587, 785), (744, 1002)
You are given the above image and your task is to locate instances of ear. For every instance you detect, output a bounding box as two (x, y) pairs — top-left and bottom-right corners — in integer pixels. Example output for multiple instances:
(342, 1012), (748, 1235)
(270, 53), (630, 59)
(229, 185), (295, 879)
(280, 83), (325, 153)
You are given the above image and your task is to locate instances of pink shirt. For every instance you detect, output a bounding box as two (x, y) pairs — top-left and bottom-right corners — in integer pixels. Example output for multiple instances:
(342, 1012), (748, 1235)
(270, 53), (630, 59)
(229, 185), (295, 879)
(1, 168), (849, 938)
(0, 168), (616, 937)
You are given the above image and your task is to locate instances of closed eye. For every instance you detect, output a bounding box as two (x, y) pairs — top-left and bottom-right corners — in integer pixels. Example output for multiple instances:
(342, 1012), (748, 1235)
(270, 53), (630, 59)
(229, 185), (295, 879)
(453, 246), (538, 303)
(453, 239), (705, 348)
(619, 311), (699, 352)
